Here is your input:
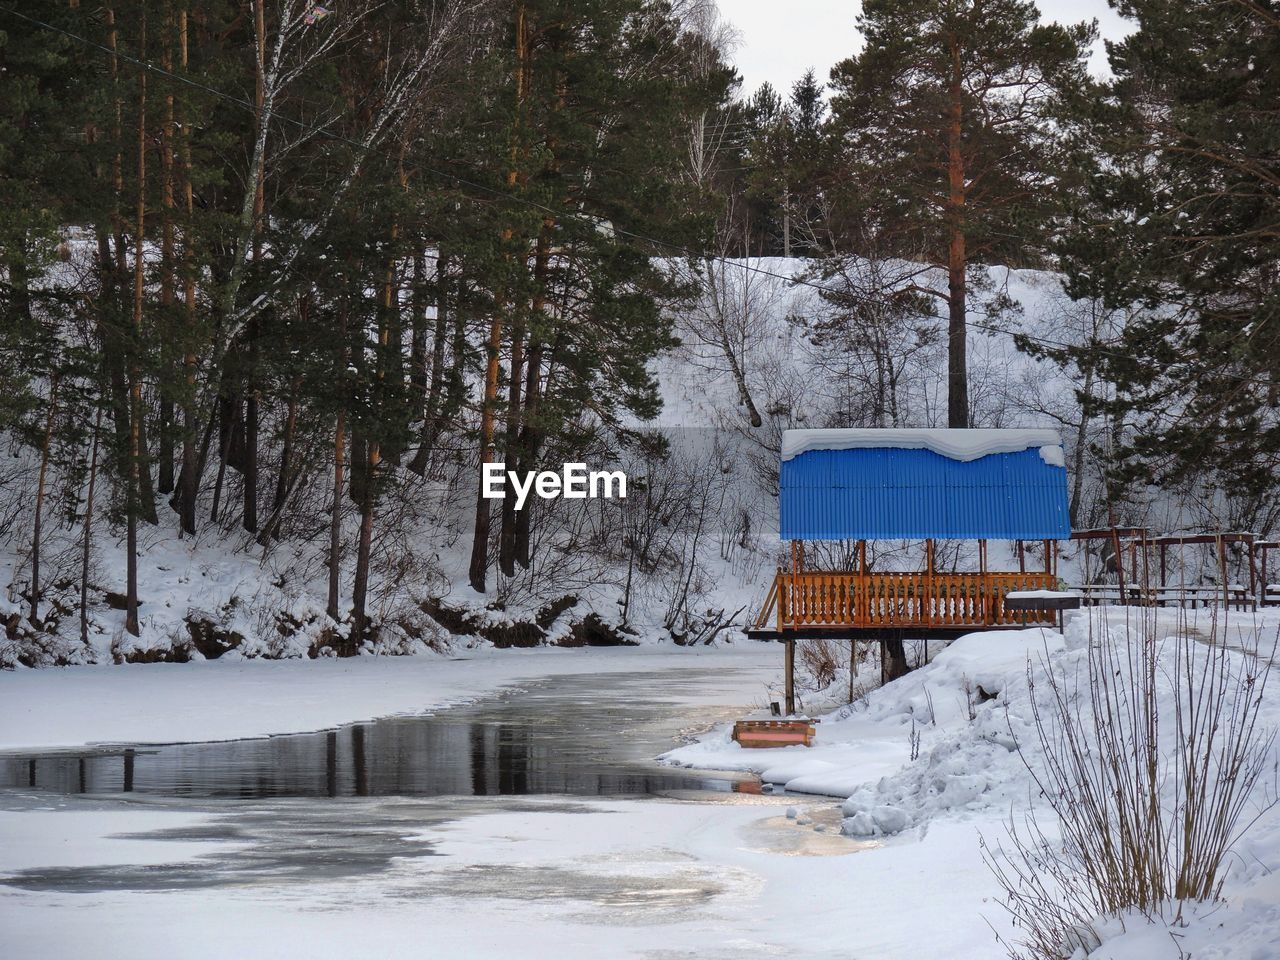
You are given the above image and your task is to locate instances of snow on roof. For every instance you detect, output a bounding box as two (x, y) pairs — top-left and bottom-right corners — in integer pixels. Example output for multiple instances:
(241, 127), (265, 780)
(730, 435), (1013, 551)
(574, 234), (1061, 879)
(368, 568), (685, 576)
(780, 428), (1065, 466)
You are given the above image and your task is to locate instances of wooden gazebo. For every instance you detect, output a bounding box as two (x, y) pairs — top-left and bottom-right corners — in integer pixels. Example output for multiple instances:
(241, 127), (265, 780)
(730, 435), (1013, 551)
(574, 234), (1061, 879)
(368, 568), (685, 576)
(748, 428), (1073, 711)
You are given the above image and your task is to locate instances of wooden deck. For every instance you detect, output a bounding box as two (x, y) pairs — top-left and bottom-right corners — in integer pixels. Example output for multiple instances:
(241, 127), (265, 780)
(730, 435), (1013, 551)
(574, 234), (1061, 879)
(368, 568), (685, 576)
(755, 570), (1059, 633)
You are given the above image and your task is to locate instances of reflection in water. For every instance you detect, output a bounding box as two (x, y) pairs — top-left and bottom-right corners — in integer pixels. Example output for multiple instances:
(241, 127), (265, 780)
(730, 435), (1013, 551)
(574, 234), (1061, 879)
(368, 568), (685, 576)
(1, 671), (754, 800)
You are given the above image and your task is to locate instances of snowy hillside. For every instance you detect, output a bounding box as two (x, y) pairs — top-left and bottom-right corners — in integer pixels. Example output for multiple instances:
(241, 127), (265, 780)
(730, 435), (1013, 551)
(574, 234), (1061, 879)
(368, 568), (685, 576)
(0, 255), (1072, 666)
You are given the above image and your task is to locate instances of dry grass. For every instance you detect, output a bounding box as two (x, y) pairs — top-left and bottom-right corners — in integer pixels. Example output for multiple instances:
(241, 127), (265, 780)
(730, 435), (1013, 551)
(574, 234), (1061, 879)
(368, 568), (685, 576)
(984, 606), (1277, 959)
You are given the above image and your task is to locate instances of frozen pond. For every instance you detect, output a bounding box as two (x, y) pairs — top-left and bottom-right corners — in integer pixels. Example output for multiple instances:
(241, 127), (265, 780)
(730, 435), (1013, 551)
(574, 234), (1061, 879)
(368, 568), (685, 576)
(0, 659), (882, 960)
(0, 670), (759, 799)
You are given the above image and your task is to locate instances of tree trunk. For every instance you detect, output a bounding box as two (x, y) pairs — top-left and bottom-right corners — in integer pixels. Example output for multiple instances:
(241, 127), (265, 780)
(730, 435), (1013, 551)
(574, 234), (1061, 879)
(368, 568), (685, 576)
(352, 229), (397, 641)
(945, 37), (969, 430)
(350, 441), (378, 644)
(126, 10), (148, 638)
(80, 406), (103, 645)
(6, 238), (32, 325)
(1069, 365), (1095, 526)
(469, 0), (528, 592)
(241, 0), (267, 535)
(210, 396), (235, 524)
(513, 219), (552, 569)
(408, 252), (450, 476)
(469, 303), (504, 593)
(720, 327), (762, 428)
(513, 337), (541, 569)
(498, 309), (524, 578)
(274, 375), (300, 515)
(176, 4), (199, 537)
(327, 410), (345, 623)
(30, 375), (60, 624)
(883, 638), (909, 682)
(243, 371), (259, 533)
(409, 246), (429, 400)
(157, 0), (177, 497)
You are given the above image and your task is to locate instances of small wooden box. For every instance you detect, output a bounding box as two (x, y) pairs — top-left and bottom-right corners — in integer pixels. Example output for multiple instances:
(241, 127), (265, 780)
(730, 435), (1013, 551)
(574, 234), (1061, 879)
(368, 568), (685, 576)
(732, 719), (816, 748)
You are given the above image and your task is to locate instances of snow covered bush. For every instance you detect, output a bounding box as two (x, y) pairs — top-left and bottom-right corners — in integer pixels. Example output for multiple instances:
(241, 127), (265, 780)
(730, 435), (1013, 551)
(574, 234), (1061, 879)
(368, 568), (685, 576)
(985, 609), (1278, 960)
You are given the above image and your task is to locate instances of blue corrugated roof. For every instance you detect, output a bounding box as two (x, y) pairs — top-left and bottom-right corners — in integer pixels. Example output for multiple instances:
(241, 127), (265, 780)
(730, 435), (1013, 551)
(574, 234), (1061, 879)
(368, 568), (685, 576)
(779, 445), (1070, 540)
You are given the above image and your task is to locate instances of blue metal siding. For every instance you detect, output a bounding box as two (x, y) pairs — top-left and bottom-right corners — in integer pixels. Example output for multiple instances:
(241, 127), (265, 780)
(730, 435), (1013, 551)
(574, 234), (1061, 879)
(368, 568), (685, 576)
(779, 446), (1070, 540)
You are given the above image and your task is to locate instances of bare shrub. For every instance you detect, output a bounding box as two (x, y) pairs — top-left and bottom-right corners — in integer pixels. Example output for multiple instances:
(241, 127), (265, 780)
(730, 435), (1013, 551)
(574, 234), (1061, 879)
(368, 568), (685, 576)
(800, 638), (841, 689)
(984, 608), (1277, 959)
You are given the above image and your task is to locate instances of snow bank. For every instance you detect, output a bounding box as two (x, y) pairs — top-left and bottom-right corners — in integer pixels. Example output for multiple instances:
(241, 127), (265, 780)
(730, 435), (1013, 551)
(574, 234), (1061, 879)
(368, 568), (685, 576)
(780, 427), (1064, 463)
(665, 612), (1280, 958)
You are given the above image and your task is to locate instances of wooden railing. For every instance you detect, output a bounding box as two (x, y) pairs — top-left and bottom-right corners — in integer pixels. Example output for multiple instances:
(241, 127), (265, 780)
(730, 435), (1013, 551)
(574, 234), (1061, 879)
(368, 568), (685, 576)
(759, 570), (1058, 631)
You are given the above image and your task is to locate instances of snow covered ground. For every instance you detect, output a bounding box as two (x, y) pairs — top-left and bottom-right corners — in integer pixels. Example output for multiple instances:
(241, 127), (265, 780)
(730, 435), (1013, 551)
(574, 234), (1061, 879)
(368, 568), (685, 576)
(663, 608), (1280, 958)
(0, 790), (1011, 960)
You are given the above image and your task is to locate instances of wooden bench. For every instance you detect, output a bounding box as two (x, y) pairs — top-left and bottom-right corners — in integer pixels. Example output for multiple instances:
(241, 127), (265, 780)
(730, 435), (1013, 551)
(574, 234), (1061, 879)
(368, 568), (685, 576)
(1004, 590), (1081, 630)
(732, 719), (817, 749)
(1078, 584), (1144, 606)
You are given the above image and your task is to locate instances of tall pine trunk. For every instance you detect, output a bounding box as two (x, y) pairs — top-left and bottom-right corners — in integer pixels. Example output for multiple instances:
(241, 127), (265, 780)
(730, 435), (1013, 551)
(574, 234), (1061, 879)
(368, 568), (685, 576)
(498, 311), (524, 577)
(352, 231), (397, 642)
(409, 247), (429, 401)
(408, 251), (449, 476)
(945, 37), (969, 429)
(513, 220), (552, 568)
(1070, 365), (1095, 526)
(469, 308), (504, 592)
(469, 1), (528, 592)
(327, 409), (346, 623)
(157, 1), (176, 497)
(176, 4), (199, 536)
(30, 375), (60, 624)
(274, 378), (300, 514)
(81, 406), (103, 645)
(240, 0), (268, 536)
(125, 8), (149, 637)
(350, 446), (377, 644)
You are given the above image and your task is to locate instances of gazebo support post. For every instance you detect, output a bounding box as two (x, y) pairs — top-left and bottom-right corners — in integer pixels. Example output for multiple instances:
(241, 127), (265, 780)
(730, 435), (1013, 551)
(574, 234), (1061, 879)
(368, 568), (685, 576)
(784, 639), (796, 716)
(978, 539), (988, 622)
(925, 538), (934, 627)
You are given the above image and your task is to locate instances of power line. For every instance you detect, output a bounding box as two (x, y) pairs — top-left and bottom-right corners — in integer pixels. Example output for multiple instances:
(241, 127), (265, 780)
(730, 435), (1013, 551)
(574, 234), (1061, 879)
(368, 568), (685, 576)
(4, 5), (1275, 392)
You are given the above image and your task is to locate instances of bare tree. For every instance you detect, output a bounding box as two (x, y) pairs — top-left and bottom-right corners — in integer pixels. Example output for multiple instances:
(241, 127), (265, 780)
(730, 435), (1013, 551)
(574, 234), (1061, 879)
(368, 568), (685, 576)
(799, 250), (942, 428)
(676, 250), (783, 429)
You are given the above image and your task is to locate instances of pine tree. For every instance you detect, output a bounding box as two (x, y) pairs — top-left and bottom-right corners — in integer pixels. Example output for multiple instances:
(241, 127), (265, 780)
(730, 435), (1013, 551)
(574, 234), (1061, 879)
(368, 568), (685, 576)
(828, 0), (1094, 427)
(466, 0), (729, 591)
(1058, 0), (1279, 511)
(783, 69), (829, 255)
